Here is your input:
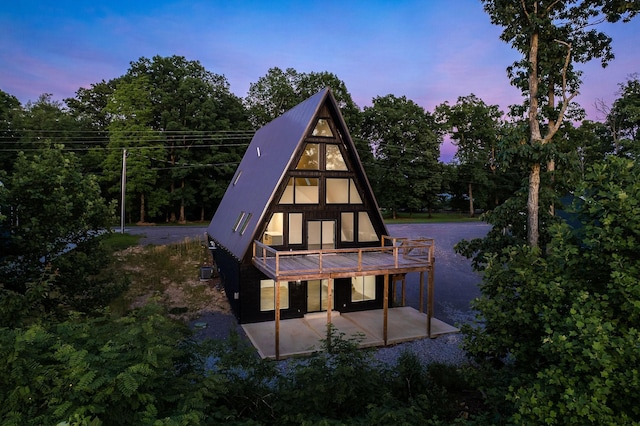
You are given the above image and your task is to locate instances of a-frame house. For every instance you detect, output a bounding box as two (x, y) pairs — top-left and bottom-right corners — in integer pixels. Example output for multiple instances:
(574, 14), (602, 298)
(208, 88), (437, 357)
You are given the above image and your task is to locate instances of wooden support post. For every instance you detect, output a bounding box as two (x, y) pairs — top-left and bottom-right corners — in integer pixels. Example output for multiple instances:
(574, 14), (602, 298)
(327, 278), (333, 346)
(401, 274), (406, 306)
(383, 274), (389, 345)
(392, 277), (396, 306)
(427, 262), (435, 338)
(419, 271), (425, 313)
(275, 280), (281, 360)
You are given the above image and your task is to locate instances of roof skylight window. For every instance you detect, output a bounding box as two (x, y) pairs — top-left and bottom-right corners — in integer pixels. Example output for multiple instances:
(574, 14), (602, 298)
(233, 212), (246, 232)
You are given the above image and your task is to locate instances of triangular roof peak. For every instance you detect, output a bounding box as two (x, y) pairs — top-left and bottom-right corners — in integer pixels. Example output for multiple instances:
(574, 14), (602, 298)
(207, 88), (383, 260)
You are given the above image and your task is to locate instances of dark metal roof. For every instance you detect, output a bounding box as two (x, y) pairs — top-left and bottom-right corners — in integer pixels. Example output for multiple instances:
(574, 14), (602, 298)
(207, 88), (328, 260)
(207, 87), (388, 261)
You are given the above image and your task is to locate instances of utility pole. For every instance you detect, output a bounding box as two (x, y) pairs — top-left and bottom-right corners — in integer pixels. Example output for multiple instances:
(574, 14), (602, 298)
(120, 149), (127, 234)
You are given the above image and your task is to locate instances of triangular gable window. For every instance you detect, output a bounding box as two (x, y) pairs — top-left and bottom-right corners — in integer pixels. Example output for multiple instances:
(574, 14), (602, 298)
(326, 144), (347, 170)
(296, 143), (319, 170)
(312, 118), (333, 137)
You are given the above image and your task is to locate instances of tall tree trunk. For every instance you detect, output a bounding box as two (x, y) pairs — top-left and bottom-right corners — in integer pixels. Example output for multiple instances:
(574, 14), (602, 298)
(527, 29), (542, 247)
(468, 182), (474, 217)
(139, 192), (146, 223)
(548, 86), (556, 216)
(200, 206), (205, 222)
(527, 163), (541, 247)
(169, 150), (177, 223)
(179, 178), (186, 223)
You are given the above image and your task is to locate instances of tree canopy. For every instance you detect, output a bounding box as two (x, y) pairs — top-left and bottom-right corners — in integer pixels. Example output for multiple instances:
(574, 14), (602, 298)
(361, 94), (442, 217)
(482, 0), (639, 246)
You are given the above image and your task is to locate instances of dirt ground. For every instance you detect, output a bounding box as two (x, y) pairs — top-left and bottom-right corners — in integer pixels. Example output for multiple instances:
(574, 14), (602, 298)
(114, 245), (232, 322)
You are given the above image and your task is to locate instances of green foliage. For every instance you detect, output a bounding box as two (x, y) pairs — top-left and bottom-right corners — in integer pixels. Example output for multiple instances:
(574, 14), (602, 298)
(482, 0), (638, 246)
(361, 94), (441, 217)
(0, 145), (117, 325)
(244, 67), (360, 130)
(436, 94), (505, 215)
(50, 237), (130, 316)
(462, 156), (640, 424)
(275, 326), (384, 422)
(0, 89), (22, 172)
(4, 145), (114, 266)
(99, 55), (251, 223)
(608, 75), (640, 157)
(0, 304), (229, 425)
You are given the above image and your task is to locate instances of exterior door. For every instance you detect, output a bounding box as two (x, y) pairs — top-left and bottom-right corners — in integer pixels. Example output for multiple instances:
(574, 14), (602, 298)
(307, 220), (335, 250)
(306, 220), (335, 312)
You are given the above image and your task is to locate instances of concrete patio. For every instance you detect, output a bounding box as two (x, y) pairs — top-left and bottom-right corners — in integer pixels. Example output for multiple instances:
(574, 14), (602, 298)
(242, 306), (458, 359)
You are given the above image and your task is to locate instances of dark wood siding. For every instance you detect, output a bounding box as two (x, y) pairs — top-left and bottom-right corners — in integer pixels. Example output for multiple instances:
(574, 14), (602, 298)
(211, 248), (241, 319)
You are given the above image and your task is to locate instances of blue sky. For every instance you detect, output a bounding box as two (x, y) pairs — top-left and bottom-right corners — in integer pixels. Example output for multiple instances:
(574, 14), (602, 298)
(1, 1), (638, 161)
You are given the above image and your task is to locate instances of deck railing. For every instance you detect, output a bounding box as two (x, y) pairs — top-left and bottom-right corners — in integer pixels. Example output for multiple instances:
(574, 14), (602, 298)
(252, 235), (434, 279)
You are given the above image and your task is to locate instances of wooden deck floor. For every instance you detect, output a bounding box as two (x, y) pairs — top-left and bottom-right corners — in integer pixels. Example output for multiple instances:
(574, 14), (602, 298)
(252, 236), (435, 281)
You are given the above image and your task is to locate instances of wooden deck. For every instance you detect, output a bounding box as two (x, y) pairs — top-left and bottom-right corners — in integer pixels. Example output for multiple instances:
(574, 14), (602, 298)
(251, 236), (437, 360)
(252, 236), (434, 281)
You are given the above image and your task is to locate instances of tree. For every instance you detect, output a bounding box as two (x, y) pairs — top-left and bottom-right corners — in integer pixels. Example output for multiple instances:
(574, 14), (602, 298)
(19, 94), (79, 148)
(361, 94), (441, 218)
(482, 0), (639, 247)
(0, 90), (22, 172)
(437, 94), (503, 216)
(103, 76), (165, 224)
(0, 145), (116, 323)
(463, 155), (640, 424)
(608, 74), (640, 157)
(5, 146), (113, 266)
(116, 55), (250, 223)
(65, 79), (119, 175)
(245, 67), (361, 129)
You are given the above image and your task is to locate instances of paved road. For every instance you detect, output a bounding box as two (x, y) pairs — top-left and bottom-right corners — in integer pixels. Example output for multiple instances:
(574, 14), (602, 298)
(122, 225), (209, 246)
(124, 222), (490, 327)
(387, 223), (490, 326)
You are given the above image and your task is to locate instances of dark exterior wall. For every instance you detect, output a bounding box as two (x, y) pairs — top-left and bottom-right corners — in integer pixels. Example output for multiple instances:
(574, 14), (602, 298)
(211, 247), (241, 320)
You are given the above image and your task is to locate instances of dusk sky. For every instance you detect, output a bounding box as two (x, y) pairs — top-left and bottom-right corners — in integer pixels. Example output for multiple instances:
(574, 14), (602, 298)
(2, 0), (639, 161)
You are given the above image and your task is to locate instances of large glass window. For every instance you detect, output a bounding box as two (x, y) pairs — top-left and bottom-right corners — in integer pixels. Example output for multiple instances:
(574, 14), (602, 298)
(358, 212), (378, 242)
(349, 180), (363, 203)
(326, 178), (362, 204)
(288, 213), (303, 245)
(263, 213), (283, 245)
(340, 212), (354, 242)
(312, 119), (333, 137)
(296, 143), (319, 169)
(260, 280), (289, 311)
(281, 178), (294, 204)
(326, 144), (347, 170)
(326, 178), (349, 203)
(279, 178), (319, 204)
(351, 276), (376, 302)
(295, 177), (319, 203)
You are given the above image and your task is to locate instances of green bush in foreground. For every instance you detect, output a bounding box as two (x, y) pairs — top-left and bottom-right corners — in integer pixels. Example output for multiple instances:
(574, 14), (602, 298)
(463, 156), (640, 424)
